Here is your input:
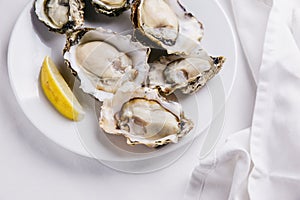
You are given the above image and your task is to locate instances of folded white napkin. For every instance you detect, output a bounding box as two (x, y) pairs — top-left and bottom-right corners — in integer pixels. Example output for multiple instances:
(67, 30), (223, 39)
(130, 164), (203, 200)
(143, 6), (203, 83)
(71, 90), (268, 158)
(185, 0), (300, 199)
(231, 0), (272, 83)
(184, 128), (252, 199)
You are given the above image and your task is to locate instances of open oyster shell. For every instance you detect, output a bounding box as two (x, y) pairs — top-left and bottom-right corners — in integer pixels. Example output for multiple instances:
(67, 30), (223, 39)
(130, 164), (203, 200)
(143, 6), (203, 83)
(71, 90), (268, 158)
(90, 0), (131, 16)
(148, 49), (226, 95)
(99, 83), (193, 147)
(34, 0), (85, 34)
(63, 27), (150, 101)
(131, 0), (204, 54)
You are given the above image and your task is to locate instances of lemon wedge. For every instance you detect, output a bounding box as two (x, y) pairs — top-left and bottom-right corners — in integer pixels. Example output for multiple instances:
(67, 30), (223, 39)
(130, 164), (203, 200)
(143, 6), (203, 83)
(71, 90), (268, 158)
(40, 56), (85, 121)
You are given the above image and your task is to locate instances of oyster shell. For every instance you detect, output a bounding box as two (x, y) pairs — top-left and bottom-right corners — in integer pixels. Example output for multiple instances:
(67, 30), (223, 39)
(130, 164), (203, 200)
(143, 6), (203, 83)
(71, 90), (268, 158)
(99, 83), (193, 147)
(148, 49), (226, 95)
(63, 27), (150, 101)
(90, 0), (130, 16)
(34, 0), (85, 34)
(131, 0), (204, 54)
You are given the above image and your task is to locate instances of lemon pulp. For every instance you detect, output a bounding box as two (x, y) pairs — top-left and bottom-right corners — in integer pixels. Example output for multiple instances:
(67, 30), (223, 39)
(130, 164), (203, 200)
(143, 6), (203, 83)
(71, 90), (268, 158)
(40, 56), (84, 121)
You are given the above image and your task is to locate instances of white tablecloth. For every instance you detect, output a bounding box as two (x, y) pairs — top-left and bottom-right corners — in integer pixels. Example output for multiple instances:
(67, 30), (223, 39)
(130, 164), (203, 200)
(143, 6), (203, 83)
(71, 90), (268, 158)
(0, 0), (255, 199)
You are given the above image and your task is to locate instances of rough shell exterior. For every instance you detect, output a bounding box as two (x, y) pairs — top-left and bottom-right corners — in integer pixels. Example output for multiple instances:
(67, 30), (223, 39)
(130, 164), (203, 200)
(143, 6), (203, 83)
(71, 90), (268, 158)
(90, 0), (131, 16)
(148, 49), (226, 95)
(99, 83), (193, 147)
(63, 27), (150, 101)
(34, 0), (85, 34)
(131, 0), (204, 54)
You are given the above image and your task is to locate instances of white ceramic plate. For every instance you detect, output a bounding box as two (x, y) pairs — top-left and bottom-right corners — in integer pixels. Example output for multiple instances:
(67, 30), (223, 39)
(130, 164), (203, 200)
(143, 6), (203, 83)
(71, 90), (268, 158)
(8, 0), (236, 172)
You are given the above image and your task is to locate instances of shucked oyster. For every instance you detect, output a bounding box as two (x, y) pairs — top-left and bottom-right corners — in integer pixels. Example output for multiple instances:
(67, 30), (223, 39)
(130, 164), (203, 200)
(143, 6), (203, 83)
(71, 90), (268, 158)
(34, 0), (85, 34)
(100, 83), (193, 147)
(63, 27), (150, 101)
(131, 0), (204, 54)
(148, 49), (226, 95)
(90, 0), (130, 16)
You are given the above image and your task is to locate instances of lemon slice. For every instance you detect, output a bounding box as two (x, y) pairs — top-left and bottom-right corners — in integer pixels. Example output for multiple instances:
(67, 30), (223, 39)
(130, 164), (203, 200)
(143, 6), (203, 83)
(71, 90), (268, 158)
(40, 56), (84, 121)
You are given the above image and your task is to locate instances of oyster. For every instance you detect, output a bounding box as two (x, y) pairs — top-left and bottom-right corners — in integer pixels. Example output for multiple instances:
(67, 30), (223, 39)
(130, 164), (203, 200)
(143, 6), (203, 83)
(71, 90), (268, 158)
(148, 49), (226, 95)
(131, 0), (204, 54)
(99, 83), (193, 147)
(63, 27), (150, 101)
(90, 0), (130, 16)
(34, 0), (85, 34)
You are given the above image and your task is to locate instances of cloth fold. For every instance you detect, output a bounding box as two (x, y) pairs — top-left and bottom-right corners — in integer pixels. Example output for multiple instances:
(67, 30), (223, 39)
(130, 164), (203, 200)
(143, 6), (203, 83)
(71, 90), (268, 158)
(231, 0), (272, 83)
(185, 0), (300, 199)
(184, 129), (251, 200)
(249, 1), (300, 199)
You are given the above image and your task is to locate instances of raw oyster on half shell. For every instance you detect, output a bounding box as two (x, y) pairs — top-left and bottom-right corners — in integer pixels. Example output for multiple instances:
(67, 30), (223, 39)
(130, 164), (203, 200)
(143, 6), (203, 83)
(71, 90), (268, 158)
(63, 27), (150, 101)
(148, 49), (226, 95)
(131, 0), (204, 54)
(34, 0), (85, 34)
(99, 83), (193, 147)
(90, 0), (131, 16)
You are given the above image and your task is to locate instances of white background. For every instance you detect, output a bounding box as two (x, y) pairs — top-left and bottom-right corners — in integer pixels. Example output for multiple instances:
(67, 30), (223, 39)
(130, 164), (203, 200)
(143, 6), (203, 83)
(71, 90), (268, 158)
(0, 0), (255, 199)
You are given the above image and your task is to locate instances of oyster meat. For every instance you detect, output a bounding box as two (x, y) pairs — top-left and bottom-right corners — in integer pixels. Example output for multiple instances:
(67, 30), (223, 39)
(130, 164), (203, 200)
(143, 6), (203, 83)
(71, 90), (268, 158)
(90, 0), (130, 16)
(131, 0), (204, 54)
(63, 27), (150, 101)
(148, 49), (226, 95)
(100, 83), (193, 147)
(34, 0), (85, 33)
